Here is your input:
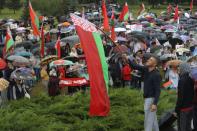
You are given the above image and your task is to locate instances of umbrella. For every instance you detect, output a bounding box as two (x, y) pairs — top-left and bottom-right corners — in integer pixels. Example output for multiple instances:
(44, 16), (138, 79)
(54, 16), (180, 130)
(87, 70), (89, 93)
(191, 67), (197, 80)
(114, 27), (126, 32)
(0, 58), (7, 70)
(61, 35), (80, 47)
(62, 22), (71, 26)
(0, 78), (9, 91)
(166, 60), (182, 66)
(176, 48), (190, 53)
(112, 45), (129, 54)
(11, 68), (33, 80)
(14, 41), (33, 49)
(15, 51), (33, 57)
(150, 46), (163, 54)
(40, 55), (58, 66)
(50, 28), (59, 34)
(160, 54), (176, 61)
(49, 59), (74, 68)
(7, 55), (30, 63)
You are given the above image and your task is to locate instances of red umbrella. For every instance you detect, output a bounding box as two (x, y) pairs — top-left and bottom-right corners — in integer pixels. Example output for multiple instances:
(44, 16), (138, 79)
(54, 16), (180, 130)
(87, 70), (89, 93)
(0, 58), (6, 70)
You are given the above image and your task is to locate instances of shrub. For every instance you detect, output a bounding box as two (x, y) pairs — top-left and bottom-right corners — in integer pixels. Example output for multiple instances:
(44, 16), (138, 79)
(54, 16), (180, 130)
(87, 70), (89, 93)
(0, 88), (176, 131)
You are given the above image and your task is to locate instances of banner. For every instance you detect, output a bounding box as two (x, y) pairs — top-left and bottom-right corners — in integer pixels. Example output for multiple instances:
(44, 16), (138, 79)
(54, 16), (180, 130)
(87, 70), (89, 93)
(59, 77), (89, 87)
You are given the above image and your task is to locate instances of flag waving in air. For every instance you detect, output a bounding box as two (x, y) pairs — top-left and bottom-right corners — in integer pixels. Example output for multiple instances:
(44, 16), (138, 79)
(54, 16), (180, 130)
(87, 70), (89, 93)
(119, 2), (129, 22)
(40, 23), (45, 58)
(111, 9), (116, 42)
(137, 3), (145, 16)
(70, 14), (110, 116)
(167, 4), (172, 15)
(3, 27), (14, 58)
(55, 37), (61, 59)
(29, 1), (40, 37)
(174, 5), (179, 22)
(102, 0), (110, 32)
(190, 0), (194, 12)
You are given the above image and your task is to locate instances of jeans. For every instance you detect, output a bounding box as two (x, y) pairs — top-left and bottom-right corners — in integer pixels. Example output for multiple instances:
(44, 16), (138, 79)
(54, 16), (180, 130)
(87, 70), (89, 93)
(178, 110), (193, 131)
(144, 98), (159, 131)
(193, 105), (197, 131)
(42, 80), (49, 95)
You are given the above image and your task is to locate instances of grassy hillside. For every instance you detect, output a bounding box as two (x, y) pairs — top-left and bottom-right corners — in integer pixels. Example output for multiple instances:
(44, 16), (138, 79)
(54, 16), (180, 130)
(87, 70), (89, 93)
(0, 88), (176, 131)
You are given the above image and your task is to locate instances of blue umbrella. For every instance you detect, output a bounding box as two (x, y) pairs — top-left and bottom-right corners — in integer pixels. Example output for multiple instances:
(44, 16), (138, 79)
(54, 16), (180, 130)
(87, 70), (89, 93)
(15, 51), (33, 57)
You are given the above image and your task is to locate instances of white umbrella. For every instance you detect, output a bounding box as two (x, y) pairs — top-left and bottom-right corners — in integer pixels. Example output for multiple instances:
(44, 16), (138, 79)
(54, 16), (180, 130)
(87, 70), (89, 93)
(176, 48), (190, 53)
(115, 27), (126, 32)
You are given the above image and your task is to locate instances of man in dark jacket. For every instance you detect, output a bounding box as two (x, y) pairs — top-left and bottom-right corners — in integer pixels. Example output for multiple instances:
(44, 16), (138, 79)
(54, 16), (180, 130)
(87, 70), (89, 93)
(128, 55), (161, 131)
(193, 80), (197, 131)
(175, 62), (194, 131)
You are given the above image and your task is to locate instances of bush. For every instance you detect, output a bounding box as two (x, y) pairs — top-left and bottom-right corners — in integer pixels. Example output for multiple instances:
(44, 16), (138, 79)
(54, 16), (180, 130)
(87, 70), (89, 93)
(0, 88), (176, 131)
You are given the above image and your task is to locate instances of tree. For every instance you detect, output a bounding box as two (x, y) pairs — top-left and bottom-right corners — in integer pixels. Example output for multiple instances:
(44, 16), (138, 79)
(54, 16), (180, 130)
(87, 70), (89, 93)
(21, 0), (29, 26)
(0, 0), (6, 14)
(6, 0), (22, 14)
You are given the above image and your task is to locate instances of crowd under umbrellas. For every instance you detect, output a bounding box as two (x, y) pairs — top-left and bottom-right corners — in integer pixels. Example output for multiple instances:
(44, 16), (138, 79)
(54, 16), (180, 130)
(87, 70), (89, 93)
(0, 2), (197, 130)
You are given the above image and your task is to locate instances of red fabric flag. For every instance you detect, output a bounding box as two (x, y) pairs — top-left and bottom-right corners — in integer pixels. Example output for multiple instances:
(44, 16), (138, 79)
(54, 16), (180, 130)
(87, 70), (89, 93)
(70, 14), (110, 116)
(40, 24), (45, 58)
(55, 37), (61, 59)
(29, 1), (40, 37)
(167, 4), (172, 15)
(174, 6), (179, 21)
(111, 10), (116, 42)
(102, 0), (110, 32)
(190, 0), (193, 12)
(119, 2), (129, 22)
(137, 3), (145, 16)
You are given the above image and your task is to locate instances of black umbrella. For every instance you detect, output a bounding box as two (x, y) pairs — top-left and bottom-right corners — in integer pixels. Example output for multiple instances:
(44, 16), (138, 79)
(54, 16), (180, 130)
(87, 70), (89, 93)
(169, 38), (183, 49)
(15, 41), (33, 49)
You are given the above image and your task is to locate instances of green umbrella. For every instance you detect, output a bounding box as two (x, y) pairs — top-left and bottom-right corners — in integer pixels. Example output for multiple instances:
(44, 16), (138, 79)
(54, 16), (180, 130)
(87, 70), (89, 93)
(49, 59), (74, 68)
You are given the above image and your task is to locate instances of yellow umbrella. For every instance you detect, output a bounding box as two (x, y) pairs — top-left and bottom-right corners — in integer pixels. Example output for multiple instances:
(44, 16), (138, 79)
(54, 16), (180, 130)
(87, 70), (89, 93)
(166, 60), (182, 66)
(62, 22), (71, 26)
(0, 78), (9, 91)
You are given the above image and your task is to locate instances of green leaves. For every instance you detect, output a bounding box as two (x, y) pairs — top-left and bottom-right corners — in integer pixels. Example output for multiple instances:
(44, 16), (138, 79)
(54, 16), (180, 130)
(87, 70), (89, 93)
(0, 89), (176, 131)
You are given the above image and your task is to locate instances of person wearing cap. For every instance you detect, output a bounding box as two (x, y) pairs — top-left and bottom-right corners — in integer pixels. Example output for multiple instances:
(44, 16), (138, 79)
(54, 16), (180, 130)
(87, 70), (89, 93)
(175, 62), (194, 131)
(127, 55), (161, 131)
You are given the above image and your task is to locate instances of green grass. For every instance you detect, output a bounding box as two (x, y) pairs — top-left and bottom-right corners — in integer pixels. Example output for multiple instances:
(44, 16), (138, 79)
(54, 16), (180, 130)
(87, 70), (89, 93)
(0, 88), (177, 131)
(0, 8), (23, 20)
(0, 3), (194, 20)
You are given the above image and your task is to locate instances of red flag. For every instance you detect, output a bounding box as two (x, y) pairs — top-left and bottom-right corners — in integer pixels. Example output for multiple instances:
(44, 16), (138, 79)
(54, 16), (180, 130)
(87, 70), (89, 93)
(174, 6), (179, 21)
(190, 0), (194, 12)
(119, 2), (129, 22)
(29, 1), (40, 37)
(40, 24), (45, 58)
(111, 10), (116, 41)
(137, 3), (145, 16)
(55, 37), (61, 58)
(167, 4), (172, 15)
(102, 0), (110, 32)
(70, 14), (110, 116)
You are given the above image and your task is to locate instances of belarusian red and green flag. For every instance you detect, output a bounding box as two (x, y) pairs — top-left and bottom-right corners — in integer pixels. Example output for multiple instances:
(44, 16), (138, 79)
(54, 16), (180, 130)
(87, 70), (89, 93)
(137, 3), (145, 16)
(102, 0), (110, 32)
(190, 0), (194, 12)
(70, 14), (110, 116)
(119, 2), (129, 22)
(3, 27), (14, 58)
(55, 37), (61, 59)
(40, 23), (45, 58)
(111, 9), (116, 42)
(29, 1), (40, 37)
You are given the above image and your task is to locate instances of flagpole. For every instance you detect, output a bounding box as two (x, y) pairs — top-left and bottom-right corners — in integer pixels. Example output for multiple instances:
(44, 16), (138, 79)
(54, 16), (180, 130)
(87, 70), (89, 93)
(95, 26), (118, 46)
